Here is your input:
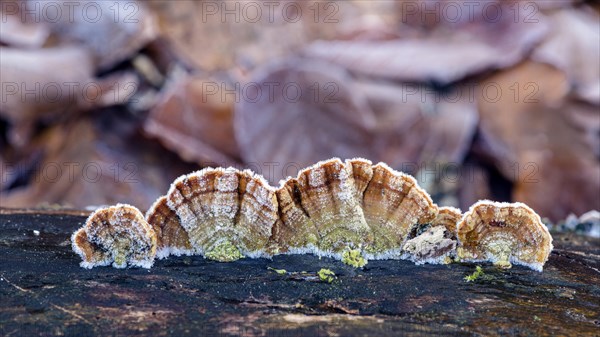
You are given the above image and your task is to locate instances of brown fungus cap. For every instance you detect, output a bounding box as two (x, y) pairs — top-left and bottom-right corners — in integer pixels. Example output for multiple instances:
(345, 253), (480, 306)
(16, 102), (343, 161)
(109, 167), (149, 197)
(72, 204), (157, 269)
(166, 167), (278, 261)
(402, 206), (462, 264)
(271, 158), (438, 261)
(457, 201), (553, 271)
(271, 158), (371, 257)
(145, 196), (193, 259)
(361, 162), (438, 258)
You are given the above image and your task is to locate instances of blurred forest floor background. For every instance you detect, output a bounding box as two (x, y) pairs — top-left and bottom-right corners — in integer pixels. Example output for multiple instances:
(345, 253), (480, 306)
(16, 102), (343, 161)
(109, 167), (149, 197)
(0, 0), (598, 226)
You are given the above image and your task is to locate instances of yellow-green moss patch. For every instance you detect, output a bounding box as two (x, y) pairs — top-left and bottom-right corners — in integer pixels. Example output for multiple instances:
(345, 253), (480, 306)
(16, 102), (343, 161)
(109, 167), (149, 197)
(318, 268), (336, 283)
(342, 249), (368, 268)
(205, 240), (244, 262)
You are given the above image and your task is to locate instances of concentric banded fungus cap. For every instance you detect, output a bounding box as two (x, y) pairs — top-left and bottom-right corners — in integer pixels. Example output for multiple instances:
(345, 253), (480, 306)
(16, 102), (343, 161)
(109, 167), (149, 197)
(166, 167), (278, 261)
(457, 201), (553, 271)
(72, 204), (157, 269)
(289, 158), (371, 255)
(270, 178), (321, 254)
(361, 162), (438, 258)
(72, 228), (111, 268)
(345, 158), (374, 200)
(146, 196), (193, 259)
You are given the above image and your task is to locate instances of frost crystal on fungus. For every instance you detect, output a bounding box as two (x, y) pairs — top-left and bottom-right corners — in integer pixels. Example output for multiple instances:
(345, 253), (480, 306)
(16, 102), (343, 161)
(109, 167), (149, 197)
(72, 204), (157, 269)
(457, 201), (553, 271)
(72, 158), (553, 272)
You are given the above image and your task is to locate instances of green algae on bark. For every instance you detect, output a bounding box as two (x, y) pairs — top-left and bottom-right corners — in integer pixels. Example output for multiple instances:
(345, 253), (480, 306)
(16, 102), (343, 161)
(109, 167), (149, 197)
(317, 268), (336, 283)
(464, 266), (484, 282)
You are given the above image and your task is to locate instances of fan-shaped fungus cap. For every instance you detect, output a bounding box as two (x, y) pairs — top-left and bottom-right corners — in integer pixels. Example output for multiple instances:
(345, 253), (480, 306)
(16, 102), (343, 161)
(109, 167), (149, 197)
(72, 204), (157, 269)
(360, 162), (438, 258)
(145, 196), (193, 259)
(272, 158), (371, 257)
(166, 167), (278, 261)
(457, 201), (553, 271)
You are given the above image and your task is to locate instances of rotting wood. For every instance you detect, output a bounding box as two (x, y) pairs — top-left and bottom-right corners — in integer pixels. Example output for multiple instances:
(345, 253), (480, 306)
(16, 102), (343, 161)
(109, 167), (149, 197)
(0, 209), (598, 336)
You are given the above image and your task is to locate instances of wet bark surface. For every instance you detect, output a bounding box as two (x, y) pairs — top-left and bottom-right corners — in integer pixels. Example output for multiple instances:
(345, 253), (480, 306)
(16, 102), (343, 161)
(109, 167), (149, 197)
(1, 209), (599, 337)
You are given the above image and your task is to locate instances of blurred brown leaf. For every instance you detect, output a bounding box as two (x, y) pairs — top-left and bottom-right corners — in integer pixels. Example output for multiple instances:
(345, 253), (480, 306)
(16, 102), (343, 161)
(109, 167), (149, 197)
(29, 0), (157, 70)
(144, 72), (241, 167)
(0, 45), (141, 148)
(532, 0), (580, 10)
(0, 46), (94, 146)
(305, 3), (549, 85)
(0, 0), (49, 47)
(532, 6), (600, 105)
(1, 116), (196, 210)
(477, 61), (599, 221)
(145, 1), (394, 72)
(234, 59), (376, 182)
(457, 162), (494, 212)
(357, 81), (478, 170)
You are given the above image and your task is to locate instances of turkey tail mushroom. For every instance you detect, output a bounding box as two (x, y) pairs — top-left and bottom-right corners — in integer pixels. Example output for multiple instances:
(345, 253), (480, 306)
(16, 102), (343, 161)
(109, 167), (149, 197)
(457, 201), (553, 271)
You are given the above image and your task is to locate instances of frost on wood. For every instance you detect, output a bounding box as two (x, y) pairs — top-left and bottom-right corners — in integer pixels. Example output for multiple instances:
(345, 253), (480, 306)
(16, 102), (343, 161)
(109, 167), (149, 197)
(72, 204), (157, 269)
(71, 158), (553, 272)
(457, 201), (553, 271)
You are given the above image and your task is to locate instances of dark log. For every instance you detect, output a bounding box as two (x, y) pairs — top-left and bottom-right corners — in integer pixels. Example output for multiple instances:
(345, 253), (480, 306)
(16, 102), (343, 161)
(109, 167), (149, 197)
(1, 209), (598, 336)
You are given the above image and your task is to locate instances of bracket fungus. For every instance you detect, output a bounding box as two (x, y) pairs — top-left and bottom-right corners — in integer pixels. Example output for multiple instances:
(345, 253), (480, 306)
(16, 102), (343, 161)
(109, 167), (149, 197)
(270, 158), (438, 264)
(271, 158), (371, 258)
(145, 196), (193, 259)
(457, 201), (553, 271)
(72, 204), (157, 269)
(71, 159), (553, 273)
(431, 206), (462, 238)
(166, 167), (278, 262)
(360, 161), (438, 259)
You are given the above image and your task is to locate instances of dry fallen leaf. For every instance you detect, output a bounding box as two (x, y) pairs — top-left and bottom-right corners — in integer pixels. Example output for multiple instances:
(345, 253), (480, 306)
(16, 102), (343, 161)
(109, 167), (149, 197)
(0, 46), (94, 146)
(357, 81), (478, 170)
(0, 0), (50, 48)
(31, 0), (157, 70)
(1, 117), (196, 210)
(144, 72), (241, 168)
(305, 2), (549, 85)
(532, 6), (600, 105)
(234, 59), (376, 183)
(477, 61), (599, 221)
